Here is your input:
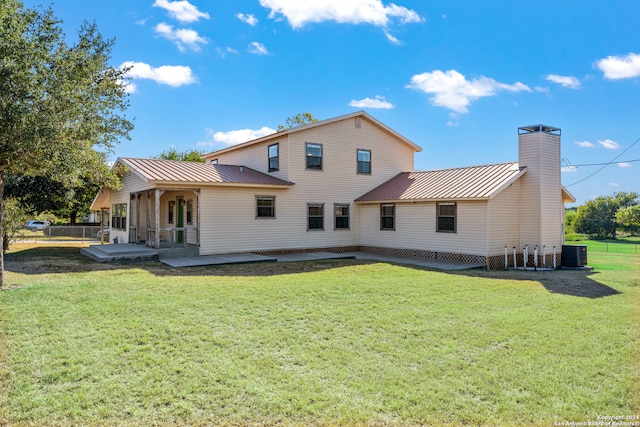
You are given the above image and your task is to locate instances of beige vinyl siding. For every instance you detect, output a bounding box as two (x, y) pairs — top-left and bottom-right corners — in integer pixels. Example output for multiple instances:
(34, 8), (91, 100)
(358, 201), (488, 256)
(199, 116), (417, 254)
(209, 137), (289, 181)
(487, 181), (521, 255)
(199, 186), (306, 254)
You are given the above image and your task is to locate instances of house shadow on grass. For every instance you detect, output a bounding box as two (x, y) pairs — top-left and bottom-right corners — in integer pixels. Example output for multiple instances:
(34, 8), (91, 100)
(5, 245), (622, 298)
(449, 268), (621, 299)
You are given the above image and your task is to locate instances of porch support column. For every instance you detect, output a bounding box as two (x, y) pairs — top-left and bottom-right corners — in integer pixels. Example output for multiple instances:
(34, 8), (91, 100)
(192, 189), (201, 246)
(135, 193), (141, 243)
(146, 191), (152, 247)
(154, 189), (161, 249)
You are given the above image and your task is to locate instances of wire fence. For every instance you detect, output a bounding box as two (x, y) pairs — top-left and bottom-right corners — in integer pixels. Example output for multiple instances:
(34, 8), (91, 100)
(12, 226), (109, 243)
(566, 240), (639, 255)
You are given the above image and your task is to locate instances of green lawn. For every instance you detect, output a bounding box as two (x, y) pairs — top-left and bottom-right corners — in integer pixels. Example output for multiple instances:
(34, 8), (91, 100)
(1, 245), (638, 426)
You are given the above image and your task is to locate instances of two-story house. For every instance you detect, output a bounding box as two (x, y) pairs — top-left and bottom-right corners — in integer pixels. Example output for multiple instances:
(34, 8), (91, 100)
(90, 111), (575, 269)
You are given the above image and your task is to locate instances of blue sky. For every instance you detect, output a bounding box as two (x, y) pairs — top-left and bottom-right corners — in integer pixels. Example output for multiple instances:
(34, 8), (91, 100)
(23, 0), (640, 205)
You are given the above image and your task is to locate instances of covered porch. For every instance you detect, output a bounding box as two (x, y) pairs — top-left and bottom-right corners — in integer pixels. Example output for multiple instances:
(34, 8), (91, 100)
(128, 188), (201, 250)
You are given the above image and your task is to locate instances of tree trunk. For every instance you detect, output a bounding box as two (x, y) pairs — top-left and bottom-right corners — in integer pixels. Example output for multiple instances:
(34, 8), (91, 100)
(0, 174), (5, 289)
(70, 210), (77, 225)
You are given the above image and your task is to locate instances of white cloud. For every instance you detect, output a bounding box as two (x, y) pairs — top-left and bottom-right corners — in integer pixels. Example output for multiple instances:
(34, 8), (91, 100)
(120, 61), (197, 87)
(383, 30), (400, 44)
(599, 139), (621, 150)
(546, 74), (580, 89)
(610, 182), (620, 187)
(153, 0), (210, 23)
(154, 22), (207, 52)
(349, 95), (394, 109)
(206, 127), (277, 146)
(618, 162), (632, 168)
(406, 69), (531, 113)
(248, 41), (269, 55)
(575, 140), (595, 148)
(216, 46), (239, 58)
(561, 166), (578, 173)
(596, 52), (640, 79)
(259, 0), (422, 29)
(236, 13), (258, 26)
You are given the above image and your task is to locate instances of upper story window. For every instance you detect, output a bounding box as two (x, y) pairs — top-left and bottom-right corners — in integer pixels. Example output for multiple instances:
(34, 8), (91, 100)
(357, 149), (371, 174)
(256, 196), (275, 218)
(306, 143), (322, 170)
(436, 202), (456, 232)
(268, 144), (279, 172)
(380, 203), (395, 230)
(211, 159), (218, 165)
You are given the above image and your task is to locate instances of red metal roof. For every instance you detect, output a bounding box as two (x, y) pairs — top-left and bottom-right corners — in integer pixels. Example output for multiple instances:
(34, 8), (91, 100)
(118, 158), (294, 186)
(356, 162), (525, 202)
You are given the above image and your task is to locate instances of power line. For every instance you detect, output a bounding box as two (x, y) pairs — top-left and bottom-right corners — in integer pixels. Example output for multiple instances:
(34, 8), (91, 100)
(562, 158), (640, 167)
(566, 135), (640, 187)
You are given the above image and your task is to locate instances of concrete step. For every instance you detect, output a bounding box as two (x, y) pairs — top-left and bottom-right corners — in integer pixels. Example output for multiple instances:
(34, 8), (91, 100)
(81, 244), (158, 263)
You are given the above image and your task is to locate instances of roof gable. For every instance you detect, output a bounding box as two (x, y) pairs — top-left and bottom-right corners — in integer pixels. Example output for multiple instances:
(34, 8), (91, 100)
(356, 162), (526, 202)
(117, 158), (293, 187)
(203, 111), (422, 158)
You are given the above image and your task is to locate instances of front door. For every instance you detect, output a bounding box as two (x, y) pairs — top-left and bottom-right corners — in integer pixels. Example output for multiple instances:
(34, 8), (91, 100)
(177, 197), (184, 244)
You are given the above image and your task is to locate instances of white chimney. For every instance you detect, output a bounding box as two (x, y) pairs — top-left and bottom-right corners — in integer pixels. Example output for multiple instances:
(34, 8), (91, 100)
(517, 125), (563, 252)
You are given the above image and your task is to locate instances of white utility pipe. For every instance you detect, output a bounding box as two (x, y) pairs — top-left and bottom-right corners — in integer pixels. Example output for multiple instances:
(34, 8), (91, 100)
(534, 246), (538, 270)
(504, 246), (508, 270)
(542, 245), (546, 266)
(553, 246), (557, 269)
(524, 245), (528, 269)
(513, 247), (517, 268)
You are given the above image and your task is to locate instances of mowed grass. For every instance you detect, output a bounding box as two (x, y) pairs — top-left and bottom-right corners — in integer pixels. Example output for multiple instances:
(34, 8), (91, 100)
(0, 245), (638, 426)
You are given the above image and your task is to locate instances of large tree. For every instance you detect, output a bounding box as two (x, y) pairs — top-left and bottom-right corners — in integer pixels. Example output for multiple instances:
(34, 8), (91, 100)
(0, 1), (132, 287)
(616, 205), (640, 229)
(5, 167), (110, 225)
(572, 192), (638, 239)
(153, 148), (205, 162)
(277, 112), (320, 130)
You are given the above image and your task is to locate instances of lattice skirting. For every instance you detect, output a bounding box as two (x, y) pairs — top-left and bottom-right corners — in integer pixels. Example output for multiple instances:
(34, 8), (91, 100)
(255, 246), (362, 256)
(360, 246), (487, 266)
(254, 245), (568, 270)
(255, 245), (488, 265)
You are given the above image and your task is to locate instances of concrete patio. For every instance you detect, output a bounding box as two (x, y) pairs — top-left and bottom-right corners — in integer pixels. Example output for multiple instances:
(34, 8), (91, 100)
(81, 243), (485, 271)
